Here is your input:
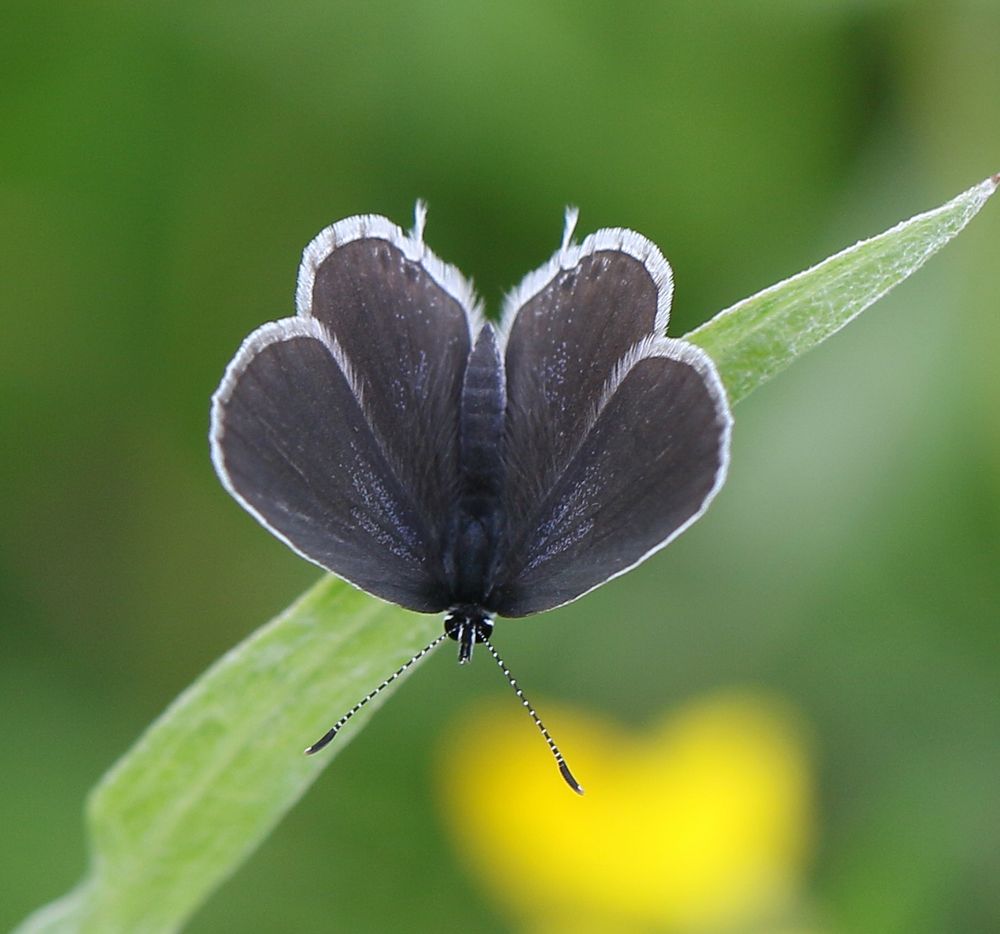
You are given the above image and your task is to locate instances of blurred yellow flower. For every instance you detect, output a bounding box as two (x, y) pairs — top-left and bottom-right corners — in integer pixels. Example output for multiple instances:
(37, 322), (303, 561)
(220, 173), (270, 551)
(435, 690), (815, 934)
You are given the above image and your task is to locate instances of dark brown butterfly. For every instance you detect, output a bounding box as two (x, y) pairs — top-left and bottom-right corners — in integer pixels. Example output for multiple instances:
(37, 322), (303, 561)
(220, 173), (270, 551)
(210, 205), (732, 792)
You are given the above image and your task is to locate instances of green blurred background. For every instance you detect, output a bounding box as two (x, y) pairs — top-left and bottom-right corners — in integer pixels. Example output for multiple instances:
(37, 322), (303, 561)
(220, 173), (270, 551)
(2, 1), (998, 931)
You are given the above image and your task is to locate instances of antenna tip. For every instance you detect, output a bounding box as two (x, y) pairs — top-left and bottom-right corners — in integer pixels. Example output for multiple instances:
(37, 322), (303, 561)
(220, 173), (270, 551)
(559, 761), (585, 795)
(304, 728), (337, 755)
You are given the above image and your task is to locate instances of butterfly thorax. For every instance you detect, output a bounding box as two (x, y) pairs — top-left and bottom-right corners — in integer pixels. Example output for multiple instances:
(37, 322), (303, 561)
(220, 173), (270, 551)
(442, 323), (507, 611)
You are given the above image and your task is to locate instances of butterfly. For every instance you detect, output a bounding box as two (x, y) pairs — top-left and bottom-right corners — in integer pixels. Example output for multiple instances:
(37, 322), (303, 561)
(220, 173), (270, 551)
(210, 204), (732, 792)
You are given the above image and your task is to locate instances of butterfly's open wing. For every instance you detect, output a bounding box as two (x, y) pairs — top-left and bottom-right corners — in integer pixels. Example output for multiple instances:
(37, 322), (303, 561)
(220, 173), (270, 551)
(211, 209), (479, 611)
(496, 224), (674, 540)
(491, 228), (731, 616)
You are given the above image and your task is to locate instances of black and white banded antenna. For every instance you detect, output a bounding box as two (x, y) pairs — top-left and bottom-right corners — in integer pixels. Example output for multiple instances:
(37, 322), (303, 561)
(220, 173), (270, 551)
(304, 630), (584, 795)
(304, 632), (448, 755)
(480, 635), (584, 795)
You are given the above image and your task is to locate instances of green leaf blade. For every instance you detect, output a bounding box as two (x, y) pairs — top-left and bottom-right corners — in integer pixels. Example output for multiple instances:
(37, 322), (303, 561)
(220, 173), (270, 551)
(16, 577), (438, 934)
(16, 175), (996, 933)
(686, 175), (998, 404)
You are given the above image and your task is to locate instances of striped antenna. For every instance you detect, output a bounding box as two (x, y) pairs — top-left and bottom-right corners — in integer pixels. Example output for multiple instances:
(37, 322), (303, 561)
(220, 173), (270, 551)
(305, 632), (448, 755)
(481, 636), (584, 795)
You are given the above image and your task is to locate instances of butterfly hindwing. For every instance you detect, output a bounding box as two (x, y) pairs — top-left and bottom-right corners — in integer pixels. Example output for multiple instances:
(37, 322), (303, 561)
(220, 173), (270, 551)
(498, 228), (673, 541)
(298, 211), (479, 534)
(491, 228), (731, 617)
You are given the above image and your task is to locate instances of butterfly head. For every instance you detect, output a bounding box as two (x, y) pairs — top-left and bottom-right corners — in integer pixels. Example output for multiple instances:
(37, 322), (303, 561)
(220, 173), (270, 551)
(444, 606), (495, 664)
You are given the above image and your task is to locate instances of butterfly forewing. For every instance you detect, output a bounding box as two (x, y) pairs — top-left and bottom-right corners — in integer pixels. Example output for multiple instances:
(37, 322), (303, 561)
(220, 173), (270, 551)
(212, 320), (450, 609)
(212, 214), (481, 612)
(492, 339), (730, 616)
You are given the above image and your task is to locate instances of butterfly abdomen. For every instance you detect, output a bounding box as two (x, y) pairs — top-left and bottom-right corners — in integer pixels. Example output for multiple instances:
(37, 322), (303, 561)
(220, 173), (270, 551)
(444, 324), (507, 607)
